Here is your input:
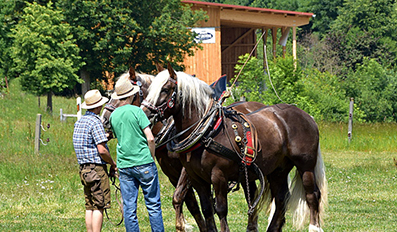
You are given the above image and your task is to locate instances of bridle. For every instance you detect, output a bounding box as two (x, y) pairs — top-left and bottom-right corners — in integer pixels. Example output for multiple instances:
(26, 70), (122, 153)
(141, 77), (178, 120)
(104, 80), (144, 113)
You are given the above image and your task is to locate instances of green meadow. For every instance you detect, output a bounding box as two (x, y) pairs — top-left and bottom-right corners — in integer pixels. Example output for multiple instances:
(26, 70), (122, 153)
(1, 79), (396, 231)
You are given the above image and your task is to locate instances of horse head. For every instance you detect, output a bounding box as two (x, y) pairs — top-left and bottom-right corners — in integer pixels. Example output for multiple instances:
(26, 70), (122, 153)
(141, 63), (213, 124)
(101, 67), (154, 130)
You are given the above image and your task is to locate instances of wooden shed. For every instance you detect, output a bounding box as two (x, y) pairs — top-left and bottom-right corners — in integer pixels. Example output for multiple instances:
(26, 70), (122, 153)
(181, 0), (314, 84)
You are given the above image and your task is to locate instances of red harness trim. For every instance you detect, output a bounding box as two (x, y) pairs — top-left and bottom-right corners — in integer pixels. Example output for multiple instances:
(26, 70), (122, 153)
(177, 112), (222, 155)
(179, 142), (202, 154)
(242, 131), (255, 165)
(156, 144), (167, 152)
(214, 116), (222, 130)
(246, 131), (254, 155)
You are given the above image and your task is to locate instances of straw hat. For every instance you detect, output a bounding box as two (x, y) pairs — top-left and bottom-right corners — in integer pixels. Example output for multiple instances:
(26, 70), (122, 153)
(111, 79), (140, 100)
(81, 89), (109, 109)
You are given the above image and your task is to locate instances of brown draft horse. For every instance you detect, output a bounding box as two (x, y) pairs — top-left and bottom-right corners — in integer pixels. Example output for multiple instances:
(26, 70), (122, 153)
(101, 67), (206, 231)
(141, 65), (328, 232)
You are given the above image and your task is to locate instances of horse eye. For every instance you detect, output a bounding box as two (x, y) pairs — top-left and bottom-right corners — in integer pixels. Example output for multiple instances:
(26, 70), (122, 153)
(161, 89), (169, 94)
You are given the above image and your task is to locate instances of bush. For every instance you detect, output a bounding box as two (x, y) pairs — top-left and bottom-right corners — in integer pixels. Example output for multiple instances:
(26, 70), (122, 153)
(343, 58), (397, 122)
(227, 54), (355, 122)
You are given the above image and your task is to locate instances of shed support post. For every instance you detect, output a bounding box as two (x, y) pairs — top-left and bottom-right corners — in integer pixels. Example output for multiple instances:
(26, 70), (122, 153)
(293, 26), (297, 60)
(272, 27), (277, 59)
(262, 28), (268, 69)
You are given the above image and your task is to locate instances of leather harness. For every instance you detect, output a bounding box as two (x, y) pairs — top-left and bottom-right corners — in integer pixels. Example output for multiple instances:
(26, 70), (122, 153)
(155, 101), (266, 215)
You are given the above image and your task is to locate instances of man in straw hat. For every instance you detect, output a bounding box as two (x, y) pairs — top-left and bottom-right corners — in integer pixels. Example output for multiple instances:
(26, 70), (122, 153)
(109, 79), (164, 232)
(73, 89), (117, 232)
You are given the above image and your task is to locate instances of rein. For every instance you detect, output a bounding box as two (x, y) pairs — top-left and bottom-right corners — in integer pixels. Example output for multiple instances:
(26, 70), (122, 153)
(105, 175), (124, 226)
(155, 110), (210, 150)
(229, 30), (268, 91)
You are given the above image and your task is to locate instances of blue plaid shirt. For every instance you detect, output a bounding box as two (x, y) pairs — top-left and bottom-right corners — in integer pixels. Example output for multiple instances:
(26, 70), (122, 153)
(73, 111), (108, 165)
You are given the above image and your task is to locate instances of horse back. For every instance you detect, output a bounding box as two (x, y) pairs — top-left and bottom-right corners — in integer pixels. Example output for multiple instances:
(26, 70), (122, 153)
(228, 102), (319, 171)
(229, 102), (318, 142)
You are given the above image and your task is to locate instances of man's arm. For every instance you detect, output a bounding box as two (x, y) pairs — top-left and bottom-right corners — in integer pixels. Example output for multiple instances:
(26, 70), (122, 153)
(143, 126), (155, 160)
(97, 142), (117, 169)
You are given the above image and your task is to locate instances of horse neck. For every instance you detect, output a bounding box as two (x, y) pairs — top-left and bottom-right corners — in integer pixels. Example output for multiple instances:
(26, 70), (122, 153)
(132, 95), (141, 106)
(173, 104), (202, 140)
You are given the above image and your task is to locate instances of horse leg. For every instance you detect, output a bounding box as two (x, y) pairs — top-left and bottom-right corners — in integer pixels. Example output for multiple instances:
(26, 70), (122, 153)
(184, 187), (207, 231)
(173, 167), (206, 232)
(243, 181), (259, 232)
(211, 171), (230, 232)
(173, 168), (189, 232)
(266, 168), (291, 232)
(195, 183), (218, 232)
(301, 171), (323, 232)
(172, 168), (205, 231)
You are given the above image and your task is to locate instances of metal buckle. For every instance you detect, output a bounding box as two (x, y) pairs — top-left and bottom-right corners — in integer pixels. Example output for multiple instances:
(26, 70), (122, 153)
(205, 137), (213, 148)
(244, 146), (255, 158)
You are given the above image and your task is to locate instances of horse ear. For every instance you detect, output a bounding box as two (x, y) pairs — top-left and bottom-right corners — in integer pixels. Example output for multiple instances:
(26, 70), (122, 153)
(167, 63), (177, 80)
(155, 62), (164, 72)
(129, 66), (137, 81)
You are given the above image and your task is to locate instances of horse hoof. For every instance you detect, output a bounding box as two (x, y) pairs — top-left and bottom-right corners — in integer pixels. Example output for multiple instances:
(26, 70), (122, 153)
(309, 224), (324, 232)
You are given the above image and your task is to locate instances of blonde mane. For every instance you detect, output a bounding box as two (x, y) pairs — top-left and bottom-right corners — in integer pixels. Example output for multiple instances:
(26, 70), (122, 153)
(146, 70), (214, 118)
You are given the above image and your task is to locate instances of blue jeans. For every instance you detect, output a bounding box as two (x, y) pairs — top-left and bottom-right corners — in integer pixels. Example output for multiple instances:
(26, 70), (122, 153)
(119, 162), (164, 232)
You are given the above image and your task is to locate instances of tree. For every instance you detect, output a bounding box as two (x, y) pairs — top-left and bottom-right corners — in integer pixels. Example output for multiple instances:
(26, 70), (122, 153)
(250, 0), (301, 11)
(299, 0), (343, 37)
(330, 0), (397, 68)
(57, 0), (208, 94)
(0, 0), (28, 84)
(95, 0), (208, 73)
(10, 2), (84, 113)
(55, 0), (106, 95)
(343, 58), (397, 122)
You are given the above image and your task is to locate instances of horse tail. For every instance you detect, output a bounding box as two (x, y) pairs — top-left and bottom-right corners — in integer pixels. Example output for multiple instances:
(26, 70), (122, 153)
(288, 143), (328, 229)
(314, 144), (328, 226)
(251, 176), (272, 224)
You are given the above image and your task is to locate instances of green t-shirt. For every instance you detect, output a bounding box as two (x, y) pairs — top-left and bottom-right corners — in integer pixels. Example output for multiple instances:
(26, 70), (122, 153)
(110, 104), (153, 169)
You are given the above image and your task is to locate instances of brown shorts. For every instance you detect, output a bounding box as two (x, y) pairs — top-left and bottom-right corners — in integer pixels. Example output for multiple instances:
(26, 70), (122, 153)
(79, 164), (111, 210)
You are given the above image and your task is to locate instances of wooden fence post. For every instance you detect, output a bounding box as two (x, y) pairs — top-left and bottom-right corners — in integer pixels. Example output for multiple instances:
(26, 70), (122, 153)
(34, 114), (42, 154)
(77, 97), (82, 120)
(348, 98), (354, 142)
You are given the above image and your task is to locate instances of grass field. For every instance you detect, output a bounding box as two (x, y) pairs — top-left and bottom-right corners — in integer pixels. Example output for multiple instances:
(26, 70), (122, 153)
(1, 79), (397, 231)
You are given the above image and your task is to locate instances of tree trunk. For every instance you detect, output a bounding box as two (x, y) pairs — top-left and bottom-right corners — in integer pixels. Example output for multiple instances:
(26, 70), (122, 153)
(81, 69), (90, 97)
(5, 76), (9, 90)
(47, 92), (53, 114)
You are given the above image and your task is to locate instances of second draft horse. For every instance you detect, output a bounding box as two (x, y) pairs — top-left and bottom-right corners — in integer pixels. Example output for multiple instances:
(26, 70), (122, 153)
(142, 65), (328, 232)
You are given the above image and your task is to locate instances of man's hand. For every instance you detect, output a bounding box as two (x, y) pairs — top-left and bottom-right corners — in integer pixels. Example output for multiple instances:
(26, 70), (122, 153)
(106, 131), (114, 140)
(109, 165), (118, 178)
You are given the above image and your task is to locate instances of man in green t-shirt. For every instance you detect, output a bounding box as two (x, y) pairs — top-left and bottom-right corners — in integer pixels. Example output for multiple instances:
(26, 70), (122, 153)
(109, 79), (164, 232)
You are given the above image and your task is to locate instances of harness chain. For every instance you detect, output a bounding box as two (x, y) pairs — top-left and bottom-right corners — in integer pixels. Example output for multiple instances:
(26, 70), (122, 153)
(241, 117), (252, 208)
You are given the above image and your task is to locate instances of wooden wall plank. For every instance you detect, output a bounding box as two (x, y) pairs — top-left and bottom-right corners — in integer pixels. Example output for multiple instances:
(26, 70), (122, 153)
(183, 7), (221, 84)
